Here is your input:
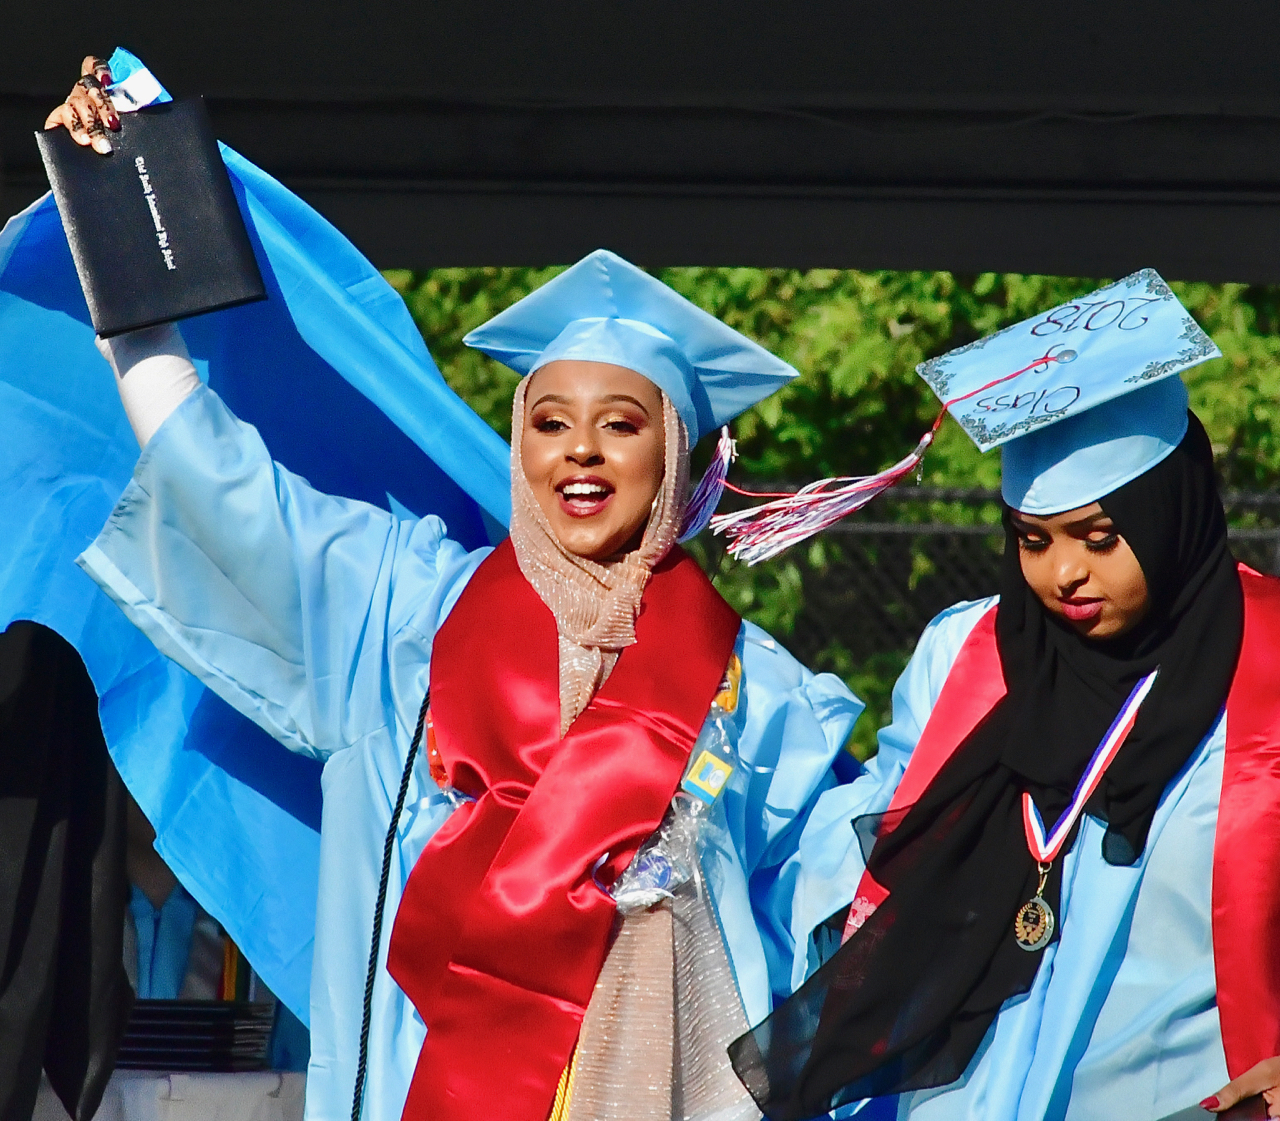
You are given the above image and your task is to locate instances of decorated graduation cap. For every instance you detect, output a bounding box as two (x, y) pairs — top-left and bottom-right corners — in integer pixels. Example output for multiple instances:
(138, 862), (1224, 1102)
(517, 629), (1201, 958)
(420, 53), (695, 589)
(714, 269), (1221, 562)
(464, 248), (800, 538)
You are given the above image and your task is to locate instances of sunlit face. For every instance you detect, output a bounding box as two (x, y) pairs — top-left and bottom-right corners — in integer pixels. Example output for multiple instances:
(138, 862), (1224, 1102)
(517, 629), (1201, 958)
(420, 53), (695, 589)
(1011, 502), (1151, 639)
(520, 360), (666, 561)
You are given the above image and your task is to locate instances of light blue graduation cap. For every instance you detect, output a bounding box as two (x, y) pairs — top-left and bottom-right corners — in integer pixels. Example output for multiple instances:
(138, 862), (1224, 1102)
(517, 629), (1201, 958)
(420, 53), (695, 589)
(916, 269), (1221, 514)
(713, 268), (1222, 563)
(462, 249), (798, 445)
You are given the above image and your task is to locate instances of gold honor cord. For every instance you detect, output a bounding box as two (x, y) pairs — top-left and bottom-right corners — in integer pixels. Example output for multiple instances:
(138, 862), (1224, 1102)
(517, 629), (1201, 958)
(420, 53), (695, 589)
(548, 1046), (580, 1121)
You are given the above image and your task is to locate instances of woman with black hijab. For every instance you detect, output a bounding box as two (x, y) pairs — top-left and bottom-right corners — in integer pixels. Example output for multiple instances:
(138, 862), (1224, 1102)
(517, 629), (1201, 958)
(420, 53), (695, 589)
(728, 288), (1280, 1120)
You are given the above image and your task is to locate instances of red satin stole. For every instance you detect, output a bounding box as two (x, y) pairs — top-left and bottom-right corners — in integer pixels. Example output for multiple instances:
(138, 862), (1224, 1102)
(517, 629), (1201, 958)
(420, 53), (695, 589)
(386, 539), (741, 1121)
(842, 608), (1003, 927)
(1215, 566), (1280, 1074)
(845, 565), (1280, 1077)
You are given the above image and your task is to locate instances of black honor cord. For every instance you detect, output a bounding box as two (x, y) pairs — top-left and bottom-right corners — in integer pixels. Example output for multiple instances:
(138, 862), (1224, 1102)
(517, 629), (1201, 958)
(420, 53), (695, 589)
(350, 690), (430, 1121)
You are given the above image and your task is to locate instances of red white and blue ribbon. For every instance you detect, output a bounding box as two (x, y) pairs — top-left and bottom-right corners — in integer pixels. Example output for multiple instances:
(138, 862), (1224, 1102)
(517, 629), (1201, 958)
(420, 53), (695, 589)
(1022, 668), (1160, 864)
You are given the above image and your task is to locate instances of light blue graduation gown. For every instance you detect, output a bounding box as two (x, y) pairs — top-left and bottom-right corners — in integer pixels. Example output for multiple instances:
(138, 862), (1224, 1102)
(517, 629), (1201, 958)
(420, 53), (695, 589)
(792, 598), (1230, 1121)
(79, 386), (864, 1121)
(0, 46), (510, 1025)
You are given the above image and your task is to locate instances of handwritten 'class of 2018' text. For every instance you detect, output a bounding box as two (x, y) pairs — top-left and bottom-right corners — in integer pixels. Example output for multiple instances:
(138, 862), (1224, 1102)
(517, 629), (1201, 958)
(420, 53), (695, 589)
(1030, 297), (1161, 337)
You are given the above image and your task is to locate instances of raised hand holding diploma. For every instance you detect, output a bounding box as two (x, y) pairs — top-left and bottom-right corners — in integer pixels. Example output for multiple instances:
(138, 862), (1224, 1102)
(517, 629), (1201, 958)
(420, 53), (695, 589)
(44, 55), (120, 155)
(38, 53), (266, 336)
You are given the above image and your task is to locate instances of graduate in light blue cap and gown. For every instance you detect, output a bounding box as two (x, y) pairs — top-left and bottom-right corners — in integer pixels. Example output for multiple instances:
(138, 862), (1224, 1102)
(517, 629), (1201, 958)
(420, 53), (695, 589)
(5, 46), (513, 1039)
(723, 271), (1280, 1121)
(41, 86), (865, 1117)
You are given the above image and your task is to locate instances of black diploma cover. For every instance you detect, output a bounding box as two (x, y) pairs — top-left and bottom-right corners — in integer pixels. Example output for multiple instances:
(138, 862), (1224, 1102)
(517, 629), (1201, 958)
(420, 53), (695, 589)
(35, 97), (266, 338)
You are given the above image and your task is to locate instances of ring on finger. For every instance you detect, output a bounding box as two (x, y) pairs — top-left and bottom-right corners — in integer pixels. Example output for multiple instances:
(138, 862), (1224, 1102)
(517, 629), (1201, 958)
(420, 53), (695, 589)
(87, 85), (117, 118)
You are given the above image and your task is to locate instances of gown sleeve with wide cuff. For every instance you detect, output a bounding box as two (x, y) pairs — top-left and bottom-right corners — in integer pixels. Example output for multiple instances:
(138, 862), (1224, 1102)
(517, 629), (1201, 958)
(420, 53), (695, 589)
(77, 383), (490, 1121)
(786, 595), (997, 990)
(78, 383), (487, 761)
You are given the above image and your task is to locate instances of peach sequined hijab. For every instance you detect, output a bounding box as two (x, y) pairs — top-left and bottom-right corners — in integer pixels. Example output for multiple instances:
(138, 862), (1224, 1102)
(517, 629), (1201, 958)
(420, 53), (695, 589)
(508, 376), (690, 734)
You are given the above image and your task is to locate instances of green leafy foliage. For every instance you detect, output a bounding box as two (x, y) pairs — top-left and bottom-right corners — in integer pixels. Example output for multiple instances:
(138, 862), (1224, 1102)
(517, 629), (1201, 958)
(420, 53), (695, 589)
(384, 267), (1280, 756)
(384, 268), (565, 440)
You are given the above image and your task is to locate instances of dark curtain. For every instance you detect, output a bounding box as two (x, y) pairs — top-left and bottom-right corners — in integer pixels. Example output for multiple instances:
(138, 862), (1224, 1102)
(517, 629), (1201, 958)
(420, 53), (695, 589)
(0, 622), (131, 1121)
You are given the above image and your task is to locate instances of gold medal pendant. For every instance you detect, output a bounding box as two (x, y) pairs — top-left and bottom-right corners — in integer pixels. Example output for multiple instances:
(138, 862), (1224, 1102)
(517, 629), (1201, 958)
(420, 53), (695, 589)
(1014, 673), (1159, 955)
(1014, 896), (1055, 951)
(1014, 862), (1055, 952)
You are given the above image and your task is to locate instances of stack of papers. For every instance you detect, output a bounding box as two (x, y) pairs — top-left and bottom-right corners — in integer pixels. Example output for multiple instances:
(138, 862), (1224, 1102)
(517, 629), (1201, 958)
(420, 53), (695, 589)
(116, 1001), (274, 1072)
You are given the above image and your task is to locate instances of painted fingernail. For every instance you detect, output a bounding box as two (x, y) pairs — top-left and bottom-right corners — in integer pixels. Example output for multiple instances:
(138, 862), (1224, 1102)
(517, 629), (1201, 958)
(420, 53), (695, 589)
(92, 136), (113, 154)
(1201, 1097), (1220, 1110)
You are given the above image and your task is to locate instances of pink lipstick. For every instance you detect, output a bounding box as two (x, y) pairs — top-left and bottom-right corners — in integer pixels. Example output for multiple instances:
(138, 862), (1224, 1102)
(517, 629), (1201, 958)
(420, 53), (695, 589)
(555, 474), (615, 519)
(1060, 597), (1104, 622)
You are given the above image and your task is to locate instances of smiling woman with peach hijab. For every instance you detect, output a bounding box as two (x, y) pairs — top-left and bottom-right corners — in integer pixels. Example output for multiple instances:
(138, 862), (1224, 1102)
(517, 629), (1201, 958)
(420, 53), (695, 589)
(49, 55), (863, 1121)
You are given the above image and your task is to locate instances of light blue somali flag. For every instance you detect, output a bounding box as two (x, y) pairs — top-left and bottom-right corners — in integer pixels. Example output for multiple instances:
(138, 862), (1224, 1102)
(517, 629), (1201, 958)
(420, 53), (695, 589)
(916, 268), (1222, 452)
(0, 48), (510, 1020)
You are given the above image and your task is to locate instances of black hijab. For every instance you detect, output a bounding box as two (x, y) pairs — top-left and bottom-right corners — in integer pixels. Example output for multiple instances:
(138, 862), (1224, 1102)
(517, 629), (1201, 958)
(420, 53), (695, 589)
(728, 413), (1244, 1120)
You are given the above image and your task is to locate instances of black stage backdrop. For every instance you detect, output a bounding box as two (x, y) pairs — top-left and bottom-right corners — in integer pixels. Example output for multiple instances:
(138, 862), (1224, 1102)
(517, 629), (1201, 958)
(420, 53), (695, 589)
(4, 2), (1280, 279)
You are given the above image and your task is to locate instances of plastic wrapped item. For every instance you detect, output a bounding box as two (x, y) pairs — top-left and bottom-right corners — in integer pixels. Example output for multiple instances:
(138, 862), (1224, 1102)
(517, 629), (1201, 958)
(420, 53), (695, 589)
(681, 657), (742, 805)
(582, 788), (758, 1118)
(439, 786), (475, 812)
(612, 654), (742, 916)
(682, 717), (737, 805)
(611, 794), (703, 914)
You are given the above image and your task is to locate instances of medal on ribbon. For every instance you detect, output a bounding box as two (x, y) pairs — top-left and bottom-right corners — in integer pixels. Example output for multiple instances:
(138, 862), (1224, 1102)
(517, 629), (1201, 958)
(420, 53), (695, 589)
(1015, 669), (1159, 952)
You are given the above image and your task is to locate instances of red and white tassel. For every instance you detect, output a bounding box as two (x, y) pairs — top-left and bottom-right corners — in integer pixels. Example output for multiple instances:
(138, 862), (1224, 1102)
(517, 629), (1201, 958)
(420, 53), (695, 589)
(679, 426), (736, 543)
(710, 428), (937, 564)
(710, 348), (1072, 564)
